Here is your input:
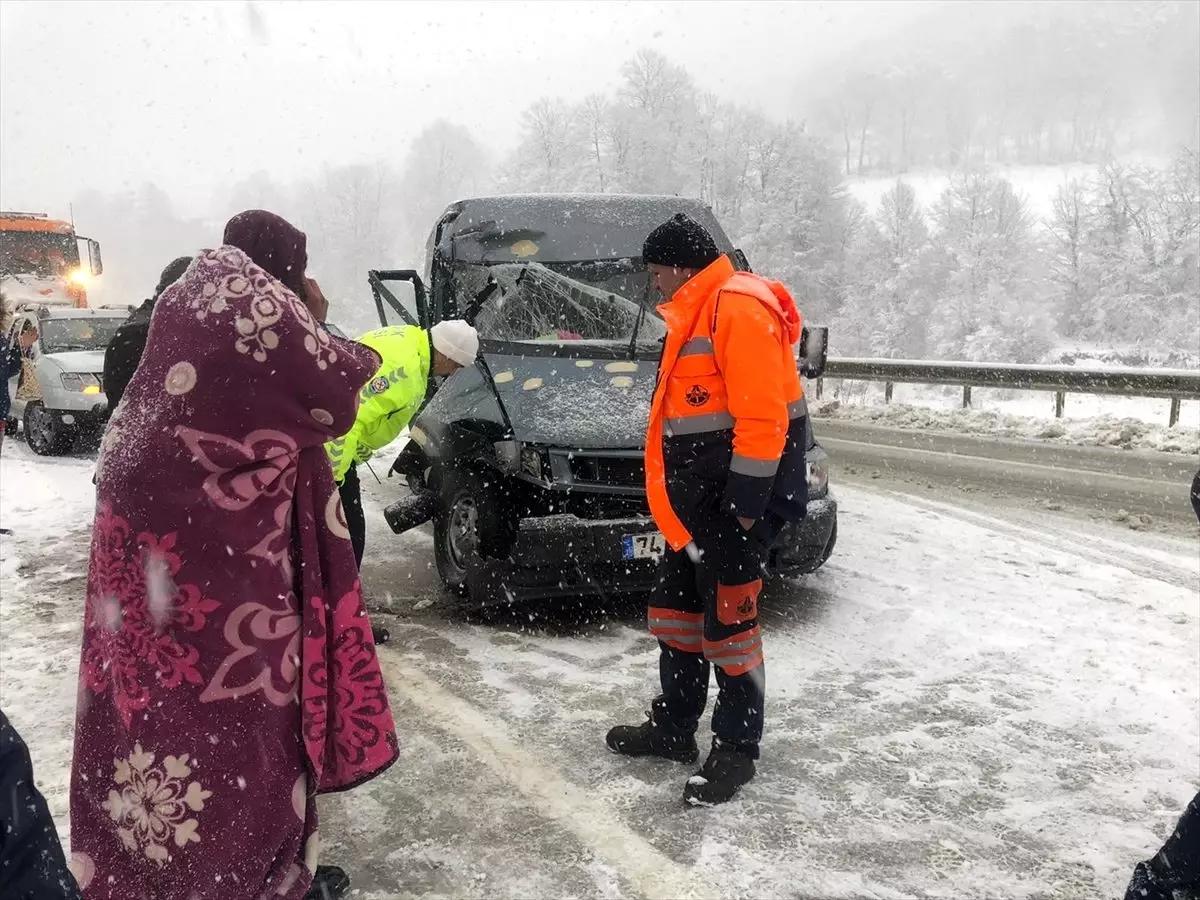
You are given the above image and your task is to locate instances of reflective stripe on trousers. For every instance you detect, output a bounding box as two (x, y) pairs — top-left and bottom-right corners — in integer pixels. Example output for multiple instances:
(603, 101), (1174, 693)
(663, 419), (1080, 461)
(648, 607), (704, 653)
(703, 625), (764, 677)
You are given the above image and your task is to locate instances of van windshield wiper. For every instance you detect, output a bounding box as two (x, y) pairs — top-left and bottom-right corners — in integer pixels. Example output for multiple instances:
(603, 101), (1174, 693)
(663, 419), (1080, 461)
(48, 343), (95, 352)
(627, 276), (652, 360)
(462, 276), (500, 325)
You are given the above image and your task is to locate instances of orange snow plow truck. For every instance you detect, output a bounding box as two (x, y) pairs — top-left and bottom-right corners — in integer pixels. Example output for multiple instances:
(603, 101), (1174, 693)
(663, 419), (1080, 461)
(0, 211), (103, 308)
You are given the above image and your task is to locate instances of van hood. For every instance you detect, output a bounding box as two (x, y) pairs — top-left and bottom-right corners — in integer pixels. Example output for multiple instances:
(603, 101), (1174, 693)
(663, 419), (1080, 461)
(45, 350), (106, 373)
(483, 351), (655, 449)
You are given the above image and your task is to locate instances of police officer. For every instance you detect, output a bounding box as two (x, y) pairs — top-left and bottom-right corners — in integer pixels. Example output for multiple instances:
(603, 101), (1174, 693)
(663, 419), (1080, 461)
(327, 319), (479, 569)
(606, 213), (810, 806)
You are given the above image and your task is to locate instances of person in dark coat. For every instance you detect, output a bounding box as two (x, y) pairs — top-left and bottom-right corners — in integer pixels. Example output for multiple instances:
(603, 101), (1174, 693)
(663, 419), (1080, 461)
(1, 319), (39, 454)
(0, 709), (82, 900)
(1122, 479), (1200, 900)
(1125, 793), (1200, 900)
(101, 255), (193, 411)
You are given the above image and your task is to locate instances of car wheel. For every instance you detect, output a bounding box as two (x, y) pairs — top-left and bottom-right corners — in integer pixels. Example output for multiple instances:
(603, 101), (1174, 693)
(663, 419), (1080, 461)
(24, 403), (76, 456)
(433, 468), (516, 600)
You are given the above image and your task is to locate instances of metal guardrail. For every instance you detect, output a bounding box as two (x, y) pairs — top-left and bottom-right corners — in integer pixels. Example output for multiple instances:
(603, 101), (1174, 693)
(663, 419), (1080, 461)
(815, 357), (1200, 426)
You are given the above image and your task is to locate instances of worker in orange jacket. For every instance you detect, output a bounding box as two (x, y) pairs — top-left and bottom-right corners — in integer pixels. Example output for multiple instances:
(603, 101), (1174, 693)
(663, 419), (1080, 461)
(606, 213), (809, 806)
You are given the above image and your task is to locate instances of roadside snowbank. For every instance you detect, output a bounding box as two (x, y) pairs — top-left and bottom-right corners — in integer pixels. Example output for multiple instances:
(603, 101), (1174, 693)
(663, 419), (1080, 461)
(813, 396), (1200, 455)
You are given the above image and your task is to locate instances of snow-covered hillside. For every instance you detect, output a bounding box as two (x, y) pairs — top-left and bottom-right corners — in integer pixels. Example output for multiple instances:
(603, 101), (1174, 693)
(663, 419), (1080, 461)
(845, 160), (1173, 225)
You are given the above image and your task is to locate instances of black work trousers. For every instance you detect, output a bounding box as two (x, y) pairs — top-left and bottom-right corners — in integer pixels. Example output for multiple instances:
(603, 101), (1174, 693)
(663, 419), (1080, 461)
(1125, 792), (1200, 900)
(338, 464), (366, 569)
(647, 511), (782, 757)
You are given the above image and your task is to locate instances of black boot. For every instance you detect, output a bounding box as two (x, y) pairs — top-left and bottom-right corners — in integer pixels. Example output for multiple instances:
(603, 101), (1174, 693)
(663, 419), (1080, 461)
(683, 739), (757, 807)
(605, 712), (699, 764)
(305, 864), (350, 899)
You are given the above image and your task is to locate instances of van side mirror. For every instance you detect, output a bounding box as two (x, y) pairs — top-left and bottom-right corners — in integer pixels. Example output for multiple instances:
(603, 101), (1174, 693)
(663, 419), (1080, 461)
(799, 325), (828, 379)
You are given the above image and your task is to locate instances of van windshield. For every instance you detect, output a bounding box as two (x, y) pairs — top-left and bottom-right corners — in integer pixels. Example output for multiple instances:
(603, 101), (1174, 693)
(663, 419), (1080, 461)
(455, 260), (666, 347)
(40, 316), (124, 353)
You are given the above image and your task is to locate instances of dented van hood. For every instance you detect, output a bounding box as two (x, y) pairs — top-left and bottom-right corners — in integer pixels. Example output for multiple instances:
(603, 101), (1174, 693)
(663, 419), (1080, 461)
(484, 351), (656, 449)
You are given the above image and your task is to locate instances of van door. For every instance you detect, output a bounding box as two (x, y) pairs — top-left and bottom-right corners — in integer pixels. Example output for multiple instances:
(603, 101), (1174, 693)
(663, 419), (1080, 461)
(368, 270), (430, 330)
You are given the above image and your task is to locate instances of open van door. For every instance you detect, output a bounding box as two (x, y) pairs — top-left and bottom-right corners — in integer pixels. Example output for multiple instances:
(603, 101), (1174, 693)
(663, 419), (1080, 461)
(368, 270), (429, 329)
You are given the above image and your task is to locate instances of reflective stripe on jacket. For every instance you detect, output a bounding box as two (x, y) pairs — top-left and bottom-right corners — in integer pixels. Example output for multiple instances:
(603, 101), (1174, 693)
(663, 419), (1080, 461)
(645, 255), (808, 551)
(326, 325), (430, 482)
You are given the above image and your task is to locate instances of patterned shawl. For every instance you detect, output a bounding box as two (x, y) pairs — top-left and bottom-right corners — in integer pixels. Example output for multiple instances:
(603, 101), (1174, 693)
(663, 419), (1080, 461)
(69, 246), (398, 899)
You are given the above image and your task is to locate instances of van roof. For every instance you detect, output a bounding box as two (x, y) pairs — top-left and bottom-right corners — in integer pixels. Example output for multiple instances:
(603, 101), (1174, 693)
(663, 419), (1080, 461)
(437, 193), (734, 265)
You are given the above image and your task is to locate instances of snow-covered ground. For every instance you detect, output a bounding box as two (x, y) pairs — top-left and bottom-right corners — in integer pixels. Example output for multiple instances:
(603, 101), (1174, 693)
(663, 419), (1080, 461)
(815, 382), (1200, 455)
(2, 438), (1198, 899)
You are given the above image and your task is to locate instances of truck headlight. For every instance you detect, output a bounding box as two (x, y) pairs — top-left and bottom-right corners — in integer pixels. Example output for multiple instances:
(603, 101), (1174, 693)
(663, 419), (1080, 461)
(806, 450), (830, 495)
(61, 373), (102, 394)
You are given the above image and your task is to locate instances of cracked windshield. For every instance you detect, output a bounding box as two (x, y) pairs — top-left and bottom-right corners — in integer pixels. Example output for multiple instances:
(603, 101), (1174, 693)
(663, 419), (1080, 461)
(0, 2), (1197, 900)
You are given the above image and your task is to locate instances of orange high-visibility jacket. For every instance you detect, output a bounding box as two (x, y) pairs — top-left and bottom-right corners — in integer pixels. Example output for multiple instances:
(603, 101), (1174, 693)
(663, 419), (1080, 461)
(645, 255), (809, 551)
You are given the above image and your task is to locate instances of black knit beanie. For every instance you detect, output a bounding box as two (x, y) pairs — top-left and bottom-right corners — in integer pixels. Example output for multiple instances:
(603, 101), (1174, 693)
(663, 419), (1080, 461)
(152, 256), (194, 301)
(642, 213), (721, 270)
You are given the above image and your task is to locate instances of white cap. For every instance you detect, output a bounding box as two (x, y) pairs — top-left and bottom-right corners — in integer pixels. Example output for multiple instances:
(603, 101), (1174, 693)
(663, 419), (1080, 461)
(430, 319), (480, 368)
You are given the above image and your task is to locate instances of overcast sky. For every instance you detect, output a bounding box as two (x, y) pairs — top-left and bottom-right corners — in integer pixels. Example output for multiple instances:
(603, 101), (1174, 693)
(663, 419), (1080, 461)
(1, 0), (939, 220)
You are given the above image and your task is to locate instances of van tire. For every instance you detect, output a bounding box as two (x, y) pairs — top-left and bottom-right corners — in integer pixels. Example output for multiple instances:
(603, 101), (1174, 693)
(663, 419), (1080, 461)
(433, 468), (516, 600)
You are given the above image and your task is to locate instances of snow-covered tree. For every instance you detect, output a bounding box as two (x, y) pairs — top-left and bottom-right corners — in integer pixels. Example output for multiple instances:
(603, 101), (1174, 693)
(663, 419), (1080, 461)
(929, 173), (1052, 361)
(295, 162), (401, 334)
(395, 120), (490, 264)
(838, 181), (944, 359)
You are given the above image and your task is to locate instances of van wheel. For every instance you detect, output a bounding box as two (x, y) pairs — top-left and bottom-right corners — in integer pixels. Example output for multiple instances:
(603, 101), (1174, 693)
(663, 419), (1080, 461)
(24, 403), (76, 456)
(433, 468), (516, 599)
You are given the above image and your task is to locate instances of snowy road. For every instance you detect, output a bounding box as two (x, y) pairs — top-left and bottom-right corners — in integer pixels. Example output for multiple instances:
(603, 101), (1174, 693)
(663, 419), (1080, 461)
(819, 420), (1199, 528)
(1, 440), (1198, 900)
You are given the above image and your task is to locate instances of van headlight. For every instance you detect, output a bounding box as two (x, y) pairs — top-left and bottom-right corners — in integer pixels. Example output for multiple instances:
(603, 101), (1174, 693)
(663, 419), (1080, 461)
(520, 447), (547, 480)
(494, 439), (521, 473)
(493, 440), (549, 481)
(61, 373), (103, 394)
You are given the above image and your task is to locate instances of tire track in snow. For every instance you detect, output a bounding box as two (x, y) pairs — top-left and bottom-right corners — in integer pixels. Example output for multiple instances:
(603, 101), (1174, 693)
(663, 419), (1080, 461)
(377, 651), (716, 900)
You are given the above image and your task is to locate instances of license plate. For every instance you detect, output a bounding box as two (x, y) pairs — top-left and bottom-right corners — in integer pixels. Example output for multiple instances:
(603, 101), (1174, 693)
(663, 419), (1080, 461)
(623, 532), (666, 560)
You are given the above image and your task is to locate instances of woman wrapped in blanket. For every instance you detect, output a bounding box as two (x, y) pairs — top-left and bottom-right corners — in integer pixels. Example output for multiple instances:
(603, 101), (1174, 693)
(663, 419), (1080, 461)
(69, 210), (399, 900)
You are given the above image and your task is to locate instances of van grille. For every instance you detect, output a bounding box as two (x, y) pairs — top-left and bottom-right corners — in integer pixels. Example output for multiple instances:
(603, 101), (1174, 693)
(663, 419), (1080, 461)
(567, 453), (646, 489)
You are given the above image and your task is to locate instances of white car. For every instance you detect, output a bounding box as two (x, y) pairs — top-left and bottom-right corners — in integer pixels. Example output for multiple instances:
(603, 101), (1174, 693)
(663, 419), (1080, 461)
(5, 307), (127, 455)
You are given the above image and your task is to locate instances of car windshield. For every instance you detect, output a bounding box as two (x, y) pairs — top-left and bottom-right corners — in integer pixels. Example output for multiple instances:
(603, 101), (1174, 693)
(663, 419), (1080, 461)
(39, 317), (124, 353)
(0, 231), (80, 279)
(456, 260), (667, 348)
